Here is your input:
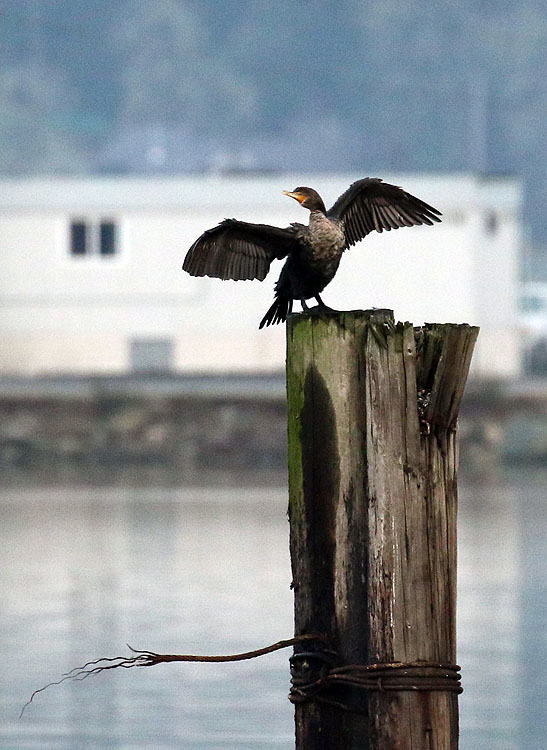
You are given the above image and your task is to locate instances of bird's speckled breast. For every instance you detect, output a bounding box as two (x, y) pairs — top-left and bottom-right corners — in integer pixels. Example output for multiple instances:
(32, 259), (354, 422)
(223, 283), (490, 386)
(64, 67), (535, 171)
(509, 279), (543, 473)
(284, 212), (347, 299)
(307, 212), (346, 263)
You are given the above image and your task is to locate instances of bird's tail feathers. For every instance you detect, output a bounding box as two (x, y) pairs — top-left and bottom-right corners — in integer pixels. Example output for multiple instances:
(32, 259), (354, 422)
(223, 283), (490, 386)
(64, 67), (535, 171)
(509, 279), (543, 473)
(259, 296), (292, 329)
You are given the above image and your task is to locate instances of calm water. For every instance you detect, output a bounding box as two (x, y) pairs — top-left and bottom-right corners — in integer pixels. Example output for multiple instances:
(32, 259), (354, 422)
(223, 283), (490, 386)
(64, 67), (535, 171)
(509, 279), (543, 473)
(1, 470), (546, 749)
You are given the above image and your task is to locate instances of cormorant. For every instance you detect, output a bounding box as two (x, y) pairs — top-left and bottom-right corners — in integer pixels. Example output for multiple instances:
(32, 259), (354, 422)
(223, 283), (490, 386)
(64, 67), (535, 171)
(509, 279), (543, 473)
(182, 178), (442, 328)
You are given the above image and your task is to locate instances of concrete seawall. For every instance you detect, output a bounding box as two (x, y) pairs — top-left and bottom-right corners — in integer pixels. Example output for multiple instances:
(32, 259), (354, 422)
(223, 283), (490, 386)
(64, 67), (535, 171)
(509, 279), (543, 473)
(0, 373), (545, 473)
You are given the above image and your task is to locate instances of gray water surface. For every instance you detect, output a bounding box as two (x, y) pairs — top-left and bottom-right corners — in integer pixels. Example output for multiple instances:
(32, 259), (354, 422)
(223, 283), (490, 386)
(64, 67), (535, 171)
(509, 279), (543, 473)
(1, 471), (546, 749)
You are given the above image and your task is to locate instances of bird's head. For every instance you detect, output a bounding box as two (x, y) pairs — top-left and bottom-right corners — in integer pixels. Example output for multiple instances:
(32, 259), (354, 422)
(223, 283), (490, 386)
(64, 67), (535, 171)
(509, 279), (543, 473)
(283, 187), (326, 213)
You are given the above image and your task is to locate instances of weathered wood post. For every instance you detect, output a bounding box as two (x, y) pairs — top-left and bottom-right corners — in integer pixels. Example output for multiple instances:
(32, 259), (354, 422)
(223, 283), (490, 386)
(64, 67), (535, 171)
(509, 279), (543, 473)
(286, 309), (478, 749)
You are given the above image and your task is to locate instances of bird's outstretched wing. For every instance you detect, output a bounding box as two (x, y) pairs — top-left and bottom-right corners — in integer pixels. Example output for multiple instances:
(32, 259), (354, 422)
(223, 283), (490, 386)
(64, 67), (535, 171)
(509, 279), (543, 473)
(327, 178), (442, 247)
(183, 219), (299, 281)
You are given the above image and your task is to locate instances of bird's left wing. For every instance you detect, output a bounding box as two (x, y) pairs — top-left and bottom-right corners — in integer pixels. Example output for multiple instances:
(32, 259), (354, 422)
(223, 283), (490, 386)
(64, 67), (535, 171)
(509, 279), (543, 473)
(183, 219), (299, 281)
(327, 178), (442, 247)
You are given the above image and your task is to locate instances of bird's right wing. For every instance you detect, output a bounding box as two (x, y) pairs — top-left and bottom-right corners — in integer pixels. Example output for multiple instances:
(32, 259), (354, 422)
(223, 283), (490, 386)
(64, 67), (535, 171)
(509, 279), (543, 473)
(183, 219), (299, 281)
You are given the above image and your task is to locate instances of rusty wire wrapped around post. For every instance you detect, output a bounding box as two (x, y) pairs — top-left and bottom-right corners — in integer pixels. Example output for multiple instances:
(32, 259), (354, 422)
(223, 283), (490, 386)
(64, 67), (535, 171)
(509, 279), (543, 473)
(289, 657), (462, 713)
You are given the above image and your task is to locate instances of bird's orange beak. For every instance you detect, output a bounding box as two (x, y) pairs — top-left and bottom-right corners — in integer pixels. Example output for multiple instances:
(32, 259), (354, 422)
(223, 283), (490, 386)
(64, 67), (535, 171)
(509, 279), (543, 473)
(283, 190), (306, 204)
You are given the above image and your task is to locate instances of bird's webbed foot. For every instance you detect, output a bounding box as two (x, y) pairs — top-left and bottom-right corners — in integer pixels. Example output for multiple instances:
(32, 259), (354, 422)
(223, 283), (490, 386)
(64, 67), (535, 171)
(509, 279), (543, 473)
(300, 295), (338, 315)
(314, 294), (337, 311)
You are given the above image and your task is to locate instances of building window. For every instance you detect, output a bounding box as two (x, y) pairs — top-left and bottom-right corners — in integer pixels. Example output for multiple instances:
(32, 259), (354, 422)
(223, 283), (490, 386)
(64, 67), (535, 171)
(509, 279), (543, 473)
(69, 218), (119, 257)
(70, 221), (88, 255)
(100, 221), (116, 255)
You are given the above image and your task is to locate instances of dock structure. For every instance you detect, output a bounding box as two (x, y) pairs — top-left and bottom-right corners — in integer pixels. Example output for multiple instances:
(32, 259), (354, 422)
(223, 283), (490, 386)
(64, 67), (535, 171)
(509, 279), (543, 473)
(286, 309), (478, 749)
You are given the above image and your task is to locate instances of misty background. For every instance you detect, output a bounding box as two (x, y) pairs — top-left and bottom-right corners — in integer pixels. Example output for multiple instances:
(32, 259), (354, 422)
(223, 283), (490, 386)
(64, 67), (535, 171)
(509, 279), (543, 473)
(2, 4), (547, 750)
(1, 0), (546, 276)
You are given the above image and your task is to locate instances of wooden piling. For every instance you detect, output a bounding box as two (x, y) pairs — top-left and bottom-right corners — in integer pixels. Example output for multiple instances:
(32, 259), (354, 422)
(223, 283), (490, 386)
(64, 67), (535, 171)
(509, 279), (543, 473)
(286, 309), (478, 750)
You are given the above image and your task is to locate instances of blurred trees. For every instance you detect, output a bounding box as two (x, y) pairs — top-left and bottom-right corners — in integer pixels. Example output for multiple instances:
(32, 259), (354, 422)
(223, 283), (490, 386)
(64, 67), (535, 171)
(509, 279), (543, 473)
(112, 0), (255, 133)
(0, 63), (88, 174)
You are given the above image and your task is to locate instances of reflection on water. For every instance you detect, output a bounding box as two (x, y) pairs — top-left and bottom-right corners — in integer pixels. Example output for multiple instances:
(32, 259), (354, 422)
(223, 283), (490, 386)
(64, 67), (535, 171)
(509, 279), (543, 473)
(1, 470), (546, 749)
(458, 471), (547, 750)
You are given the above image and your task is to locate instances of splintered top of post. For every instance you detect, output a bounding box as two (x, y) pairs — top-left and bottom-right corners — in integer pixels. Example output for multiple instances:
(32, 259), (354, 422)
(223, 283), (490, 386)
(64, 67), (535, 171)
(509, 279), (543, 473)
(415, 322), (479, 432)
(286, 310), (479, 437)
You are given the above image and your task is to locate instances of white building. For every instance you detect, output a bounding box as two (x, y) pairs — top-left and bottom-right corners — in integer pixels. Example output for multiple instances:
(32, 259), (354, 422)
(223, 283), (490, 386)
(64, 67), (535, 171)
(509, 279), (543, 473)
(0, 173), (521, 378)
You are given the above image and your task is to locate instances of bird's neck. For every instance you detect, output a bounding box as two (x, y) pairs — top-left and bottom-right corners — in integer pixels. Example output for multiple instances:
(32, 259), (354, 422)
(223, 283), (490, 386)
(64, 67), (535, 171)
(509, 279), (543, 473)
(305, 197), (327, 213)
(309, 209), (328, 224)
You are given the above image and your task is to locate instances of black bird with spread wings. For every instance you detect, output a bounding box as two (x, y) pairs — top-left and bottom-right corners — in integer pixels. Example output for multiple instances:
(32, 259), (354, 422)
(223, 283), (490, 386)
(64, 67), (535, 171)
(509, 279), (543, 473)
(182, 178), (442, 328)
